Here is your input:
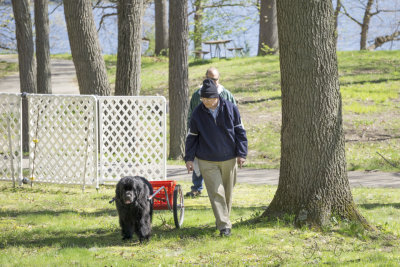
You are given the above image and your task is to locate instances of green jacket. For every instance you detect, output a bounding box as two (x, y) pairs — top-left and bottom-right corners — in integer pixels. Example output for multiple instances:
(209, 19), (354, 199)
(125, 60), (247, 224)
(187, 84), (236, 128)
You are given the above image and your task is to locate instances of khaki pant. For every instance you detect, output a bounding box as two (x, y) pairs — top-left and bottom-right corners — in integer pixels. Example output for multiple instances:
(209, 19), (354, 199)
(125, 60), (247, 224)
(198, 158), (237, 230)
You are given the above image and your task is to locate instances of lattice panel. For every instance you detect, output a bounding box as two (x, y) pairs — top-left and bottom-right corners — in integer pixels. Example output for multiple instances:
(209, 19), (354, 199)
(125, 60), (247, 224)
(0, 93), (22, 182)
(98, 96), (166, 183)
(27, 95), (98, 186)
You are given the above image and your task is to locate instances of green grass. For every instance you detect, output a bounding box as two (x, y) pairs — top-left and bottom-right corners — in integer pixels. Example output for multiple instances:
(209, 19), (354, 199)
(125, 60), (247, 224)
(0, 182), (399, 266)
(0, 60), (18, 78)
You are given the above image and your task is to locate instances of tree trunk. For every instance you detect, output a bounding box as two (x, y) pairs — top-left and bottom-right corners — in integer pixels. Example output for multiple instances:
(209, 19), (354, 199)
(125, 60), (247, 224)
(193, 0), (203, 58)
(63, 0), (111, 95)
(35, 0), (52, 94)
(168, 0), (189, 159)
(257, 0), (278, 55)
(333, 0), (341, 44)
(263, 0), (369, 229)
(115, 0), (143, 96)
(360, 0), (374, 50)
(155, 0), (168, 56)
(11, 0), (36, 152)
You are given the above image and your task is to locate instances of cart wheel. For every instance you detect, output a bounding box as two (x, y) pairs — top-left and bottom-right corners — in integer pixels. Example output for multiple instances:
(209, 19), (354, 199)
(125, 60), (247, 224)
(173, 184), (184, 228)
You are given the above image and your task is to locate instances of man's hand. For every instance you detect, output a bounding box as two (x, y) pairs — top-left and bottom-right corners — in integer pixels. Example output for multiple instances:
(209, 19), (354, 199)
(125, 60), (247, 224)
(237, 157), (245, 168)
(186, 161), (194, 173)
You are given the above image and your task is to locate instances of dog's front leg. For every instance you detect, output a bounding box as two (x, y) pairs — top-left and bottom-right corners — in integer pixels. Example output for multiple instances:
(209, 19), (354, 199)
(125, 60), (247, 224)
(136, 212), (152, 243)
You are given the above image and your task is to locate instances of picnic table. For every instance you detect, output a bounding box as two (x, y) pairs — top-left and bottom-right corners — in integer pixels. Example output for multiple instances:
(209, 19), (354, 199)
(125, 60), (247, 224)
(203, 40), (232, 58)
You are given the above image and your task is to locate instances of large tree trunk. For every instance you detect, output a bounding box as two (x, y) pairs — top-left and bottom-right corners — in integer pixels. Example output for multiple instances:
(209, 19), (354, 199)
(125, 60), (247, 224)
(193, 0), (203, 58)
(154, 0), (168, 56)
(257, 0), (278, 55)
(168, 0), (189, 159)
(11, 0), (36, 152)
(360, 0), (374, 50)
(263, 0), (369, 229)
(63, 0), (111, 95)
(35, 0), (52, 94)
(115, 0), (143, 96)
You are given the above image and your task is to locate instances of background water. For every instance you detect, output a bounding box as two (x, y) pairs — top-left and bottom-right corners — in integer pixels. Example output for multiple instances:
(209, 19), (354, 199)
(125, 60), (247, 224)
(0, 0), (399, 56)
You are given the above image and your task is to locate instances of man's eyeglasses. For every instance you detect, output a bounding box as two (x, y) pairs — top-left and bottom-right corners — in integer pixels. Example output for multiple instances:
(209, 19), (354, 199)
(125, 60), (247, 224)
(201, 98), (218, 103)
(208, 77), (219, 81)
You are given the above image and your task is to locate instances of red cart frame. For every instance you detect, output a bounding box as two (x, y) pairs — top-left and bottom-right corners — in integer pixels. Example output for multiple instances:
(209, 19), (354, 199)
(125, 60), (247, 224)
(148, 180), (184, 228)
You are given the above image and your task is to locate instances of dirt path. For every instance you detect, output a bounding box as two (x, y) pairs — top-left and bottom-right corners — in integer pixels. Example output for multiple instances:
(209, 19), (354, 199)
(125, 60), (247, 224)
(0, 54), (79, 94)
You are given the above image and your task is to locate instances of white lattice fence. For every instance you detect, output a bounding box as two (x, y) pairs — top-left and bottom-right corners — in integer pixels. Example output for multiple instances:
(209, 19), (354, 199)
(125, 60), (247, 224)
(27, 95), (98, 187)
(98, 96), (167, 183)
(0, 93), (22, 183)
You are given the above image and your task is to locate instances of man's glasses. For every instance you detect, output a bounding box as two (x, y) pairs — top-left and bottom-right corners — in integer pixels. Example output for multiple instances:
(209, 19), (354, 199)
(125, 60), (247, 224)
(201, 98), (218, 103)
(208, 77), (219, 81)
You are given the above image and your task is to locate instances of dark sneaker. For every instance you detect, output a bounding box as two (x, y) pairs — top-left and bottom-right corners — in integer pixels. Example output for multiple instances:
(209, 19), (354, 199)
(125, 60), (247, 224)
(185, 190), (201, 198)
(219, 228), (231, 237)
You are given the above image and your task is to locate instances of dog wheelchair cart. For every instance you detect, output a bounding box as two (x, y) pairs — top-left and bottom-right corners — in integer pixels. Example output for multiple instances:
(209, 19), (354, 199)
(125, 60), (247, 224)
(148, 180), (184, 228)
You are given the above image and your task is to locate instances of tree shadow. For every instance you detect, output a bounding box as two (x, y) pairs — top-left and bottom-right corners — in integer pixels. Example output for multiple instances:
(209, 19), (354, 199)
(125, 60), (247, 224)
(238, 96), (282, 105)
(0, 208), (117, 218)
(358, 203), (400, 209)
(340, 77), (400, 86)
(0, 206), (266, 249)
(188, 59), (214, 67)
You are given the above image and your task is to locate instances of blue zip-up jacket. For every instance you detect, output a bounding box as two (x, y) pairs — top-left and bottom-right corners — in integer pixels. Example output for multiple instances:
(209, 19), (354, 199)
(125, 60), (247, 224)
(184, 97), (248, 162)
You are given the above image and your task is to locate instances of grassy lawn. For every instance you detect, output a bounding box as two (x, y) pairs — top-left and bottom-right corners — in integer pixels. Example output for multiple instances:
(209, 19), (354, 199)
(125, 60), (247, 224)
(0, 59), (18, 78)
(0, 182), (399, 266)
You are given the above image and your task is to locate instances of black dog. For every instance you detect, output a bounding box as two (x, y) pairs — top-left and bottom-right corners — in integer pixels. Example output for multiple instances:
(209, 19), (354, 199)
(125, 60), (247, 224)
(115, 176), (153, 242)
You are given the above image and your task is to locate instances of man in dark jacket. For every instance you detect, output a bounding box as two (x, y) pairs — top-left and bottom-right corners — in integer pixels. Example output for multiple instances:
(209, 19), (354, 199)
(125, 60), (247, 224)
(184, 78), (248, 237)
(185, 67), (236, 198)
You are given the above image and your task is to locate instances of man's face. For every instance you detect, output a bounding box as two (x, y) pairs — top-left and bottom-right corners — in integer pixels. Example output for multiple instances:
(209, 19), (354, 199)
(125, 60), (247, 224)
(206, 71), (219, 85)
(201, 97), (219, 109)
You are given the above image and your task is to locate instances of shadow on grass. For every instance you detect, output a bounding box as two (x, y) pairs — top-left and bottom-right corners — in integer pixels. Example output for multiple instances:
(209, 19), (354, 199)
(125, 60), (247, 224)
(359, 203), (400, 209)
(188, 59), (214, 67)
(0, 184), (102, 196)
(340, 77), (400, 86)
(0, 206), (267, 249)
(238, 96), (281, 105)
(0, 208), (118, 218)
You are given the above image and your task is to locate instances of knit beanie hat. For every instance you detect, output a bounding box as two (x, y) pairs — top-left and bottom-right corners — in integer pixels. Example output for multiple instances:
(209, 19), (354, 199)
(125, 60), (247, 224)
(200, 78), (219, 98)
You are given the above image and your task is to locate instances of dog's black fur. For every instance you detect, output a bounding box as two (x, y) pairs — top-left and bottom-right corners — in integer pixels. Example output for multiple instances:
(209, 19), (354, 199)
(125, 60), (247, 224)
(115, 176), (153, 242)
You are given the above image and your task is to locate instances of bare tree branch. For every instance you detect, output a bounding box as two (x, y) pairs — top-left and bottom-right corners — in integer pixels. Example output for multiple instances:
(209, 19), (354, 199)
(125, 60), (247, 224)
(188, 2), (253, 16)
(340, 4), (362, 26)
(98, 13), (117, 32)
(367, 30), (400, 50)
(376, 152), (399, 169)
(49, 2), (62, 16)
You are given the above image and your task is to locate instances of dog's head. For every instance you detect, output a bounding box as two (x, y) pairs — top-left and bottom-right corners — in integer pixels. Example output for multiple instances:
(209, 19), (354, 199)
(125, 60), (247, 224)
(116, 176), (149, 206)
(121, 182), (136, 204)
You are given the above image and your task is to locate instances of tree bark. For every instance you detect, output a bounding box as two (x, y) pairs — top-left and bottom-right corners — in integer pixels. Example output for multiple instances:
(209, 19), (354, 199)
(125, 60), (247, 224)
(63, 0), (111, 95)
(155, 0), (168, 56)
(35, 0), (52, 94)
(360, 0), (374, 50)
(11, 0), (36, 152)
(263, 0), (370, 229)
(115, 0), (143, 96)
(257, 0), (278, 55)
(168, 0), (189, 159)
(193, 0), (203, 58)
